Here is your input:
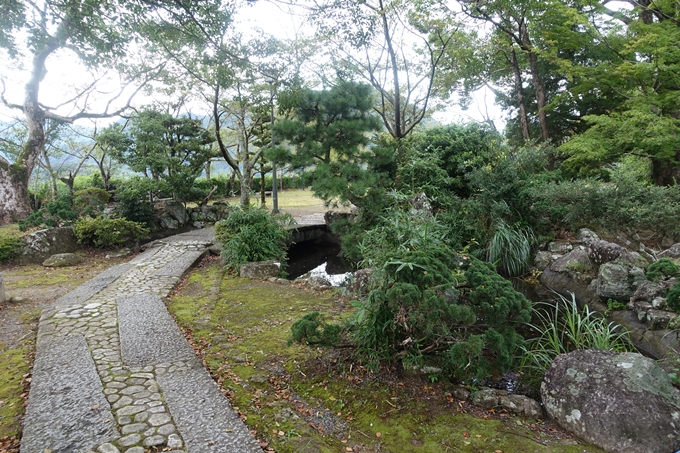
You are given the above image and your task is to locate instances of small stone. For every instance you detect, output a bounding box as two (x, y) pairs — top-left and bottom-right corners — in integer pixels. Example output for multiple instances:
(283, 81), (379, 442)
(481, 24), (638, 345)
(124, 448), (145, 453)
(120, 385), (146, 395)
(143, 435), (167, 447)
(117, 415), (132, 425)
(233, 354), (246, 363)
(122, 423), (148, 435)
(97, 443), (120, 453)
(167, 434), (182, 449)
(249, 374), (268, 384)
(118, 433), (142, 447)
(157, 423), (176, 435)
(148, 413), (172, 426)
(148, 405), (166, 413)
(130, 372), (154, 379)
(134, 411), (150, 423)
(107, 381), (127, 389)
(116, 405), (147, 416)
(112, 396), (134, 409)
(143, 427), (157, 437)
(107, 394), (120, 403)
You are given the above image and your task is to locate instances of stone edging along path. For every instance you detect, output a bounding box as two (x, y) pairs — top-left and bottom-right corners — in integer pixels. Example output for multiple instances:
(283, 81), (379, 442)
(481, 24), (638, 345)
(21, 228), (262, 453)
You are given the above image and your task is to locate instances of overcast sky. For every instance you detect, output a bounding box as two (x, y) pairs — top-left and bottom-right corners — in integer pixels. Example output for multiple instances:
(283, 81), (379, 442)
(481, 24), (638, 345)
(0, 1), (504, 131)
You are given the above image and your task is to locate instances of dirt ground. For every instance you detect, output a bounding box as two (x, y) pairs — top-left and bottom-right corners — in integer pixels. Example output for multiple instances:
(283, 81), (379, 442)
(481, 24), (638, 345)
(0, 250), (132, 349)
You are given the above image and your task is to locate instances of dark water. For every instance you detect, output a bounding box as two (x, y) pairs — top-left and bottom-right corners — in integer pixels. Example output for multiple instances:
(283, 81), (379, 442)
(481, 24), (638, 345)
(285, 241), (354, 285)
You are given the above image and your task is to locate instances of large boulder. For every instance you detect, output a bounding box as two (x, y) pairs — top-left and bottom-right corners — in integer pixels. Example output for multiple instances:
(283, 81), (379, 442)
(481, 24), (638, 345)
(540, 248), (597, 301)
(15, 227), (80, 264)
(595, 261), (645, 301)
(577, 228), (600, 245)
(42, 253), (83, 267)
(659, 243), (680, 260)
(587, 240), (626, 265)
(239, 260), (280, 279)
(154, 199), (188, 229)
(541, 350), (680, 453)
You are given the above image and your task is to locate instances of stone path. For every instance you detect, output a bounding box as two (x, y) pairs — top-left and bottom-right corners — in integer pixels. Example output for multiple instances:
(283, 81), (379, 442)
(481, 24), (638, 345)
(21, 228), (262, 453)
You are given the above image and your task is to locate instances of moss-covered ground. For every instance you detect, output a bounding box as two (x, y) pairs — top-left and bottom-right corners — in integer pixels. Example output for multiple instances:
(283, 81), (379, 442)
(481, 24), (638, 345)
(168, 257), (604, 453)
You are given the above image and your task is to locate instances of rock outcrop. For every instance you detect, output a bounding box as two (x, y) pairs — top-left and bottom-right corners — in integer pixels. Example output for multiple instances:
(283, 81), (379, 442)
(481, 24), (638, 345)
(541, 350), (680, 453)
(239, 260), (280, 279)
(15, 227), (80, 265)
(42, 253), (83, 267)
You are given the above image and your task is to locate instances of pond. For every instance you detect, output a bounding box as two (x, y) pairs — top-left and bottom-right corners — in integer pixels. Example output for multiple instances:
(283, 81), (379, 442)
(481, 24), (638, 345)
(285, 240), (354, 285)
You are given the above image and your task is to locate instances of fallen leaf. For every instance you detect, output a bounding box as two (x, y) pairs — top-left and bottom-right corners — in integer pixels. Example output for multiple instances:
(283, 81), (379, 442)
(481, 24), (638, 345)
(475, 434), (482, 438)
(376, 432), (381, 438)
(463, 432), (469, 438)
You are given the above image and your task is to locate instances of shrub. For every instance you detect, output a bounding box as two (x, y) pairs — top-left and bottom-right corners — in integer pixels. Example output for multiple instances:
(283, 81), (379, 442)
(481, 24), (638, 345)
(0, 236), (23, 263)
(19, 193), (78, 231)
(74, 187), (111, 217)
(666, 287), (680, 313)
(289, 312), (342, 346)
(353, 244), (531, 381)
(520, 292), (634, 388)
(114, 177), (161, 225)
(73, 217), (149, 248)
(646, 258), (679, 282)
(214, 207), (293, 272)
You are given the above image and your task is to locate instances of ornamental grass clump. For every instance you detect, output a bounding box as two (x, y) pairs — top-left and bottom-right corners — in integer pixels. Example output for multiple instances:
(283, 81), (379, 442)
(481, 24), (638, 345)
(215, 207), (293, 272)
(520, 292), (634, 388)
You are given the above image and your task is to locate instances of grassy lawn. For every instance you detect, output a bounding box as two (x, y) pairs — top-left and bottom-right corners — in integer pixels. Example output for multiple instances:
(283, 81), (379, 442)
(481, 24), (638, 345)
(168, 257), (604, 453)
(221, 189), (350, 214)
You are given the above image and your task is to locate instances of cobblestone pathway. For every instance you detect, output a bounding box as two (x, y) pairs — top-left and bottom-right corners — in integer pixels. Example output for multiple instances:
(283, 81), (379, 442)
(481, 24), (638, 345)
(21, 229), (262, 453)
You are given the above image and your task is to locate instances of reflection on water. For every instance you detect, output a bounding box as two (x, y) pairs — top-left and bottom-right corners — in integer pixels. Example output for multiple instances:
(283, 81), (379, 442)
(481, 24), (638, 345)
(286, 241), (354, 286)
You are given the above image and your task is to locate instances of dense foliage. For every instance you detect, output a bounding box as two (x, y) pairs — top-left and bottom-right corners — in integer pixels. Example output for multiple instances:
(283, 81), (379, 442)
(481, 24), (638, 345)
(351, 204), (531, 381)
(214, 207), (293, 272)
(0, 236), (23, 263)
(73, 217), (149, 249)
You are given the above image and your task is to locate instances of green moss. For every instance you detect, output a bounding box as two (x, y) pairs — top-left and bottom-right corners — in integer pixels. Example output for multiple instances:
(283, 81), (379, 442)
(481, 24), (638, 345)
(0, 341), (33, 438)
(167, 261), (604, 453)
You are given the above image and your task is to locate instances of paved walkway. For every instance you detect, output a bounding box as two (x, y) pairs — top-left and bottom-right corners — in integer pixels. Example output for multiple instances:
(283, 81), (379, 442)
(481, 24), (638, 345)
(21, 228), (262, 453)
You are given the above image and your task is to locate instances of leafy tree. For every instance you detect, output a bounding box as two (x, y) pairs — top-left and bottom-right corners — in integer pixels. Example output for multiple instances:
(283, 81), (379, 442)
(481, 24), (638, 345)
(108, 109), (214, 202)
(405, 123), (502, 198)
(273, 81), (386, 207)
(312, 0), (460, 139)
(0, 0), (211, 224)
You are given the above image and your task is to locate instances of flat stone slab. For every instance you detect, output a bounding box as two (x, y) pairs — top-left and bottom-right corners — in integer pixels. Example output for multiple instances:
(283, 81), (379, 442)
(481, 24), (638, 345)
(157, 366), (262, 453)
(54, 263), (131, 307)
(118, 294), (196, 366)
(21, 335), (119, 453)
(154, 250), (206, 278)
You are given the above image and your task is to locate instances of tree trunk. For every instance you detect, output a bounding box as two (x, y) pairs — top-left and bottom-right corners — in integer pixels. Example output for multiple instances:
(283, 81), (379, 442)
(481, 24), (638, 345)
(510, 49), (531, 141)
(240, 167), (252, 208)
(527, 50), (549, 142)
(652, 155), (680, 186)
(0, 162), (33, 224)
(260, 170), (266, 207)
(205, 160), (211, 181)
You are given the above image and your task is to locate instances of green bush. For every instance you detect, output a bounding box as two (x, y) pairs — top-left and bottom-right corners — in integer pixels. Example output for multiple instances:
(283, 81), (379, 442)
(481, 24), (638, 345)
(0, 236), (23, 263)
(214, 207), (292, 272)
(74, 187), (110, 217)
(520, 292), (634, 388)
(73, 217), (149, 248)
(289, 312), (342, 346)
(527, 174), (680, 238)
(19, 193), (78, 231)
(353, 241), (531, 381)
(114, 177), (161, 226)
(666, 287), (680, 313)
(646, 258), (680, 282)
